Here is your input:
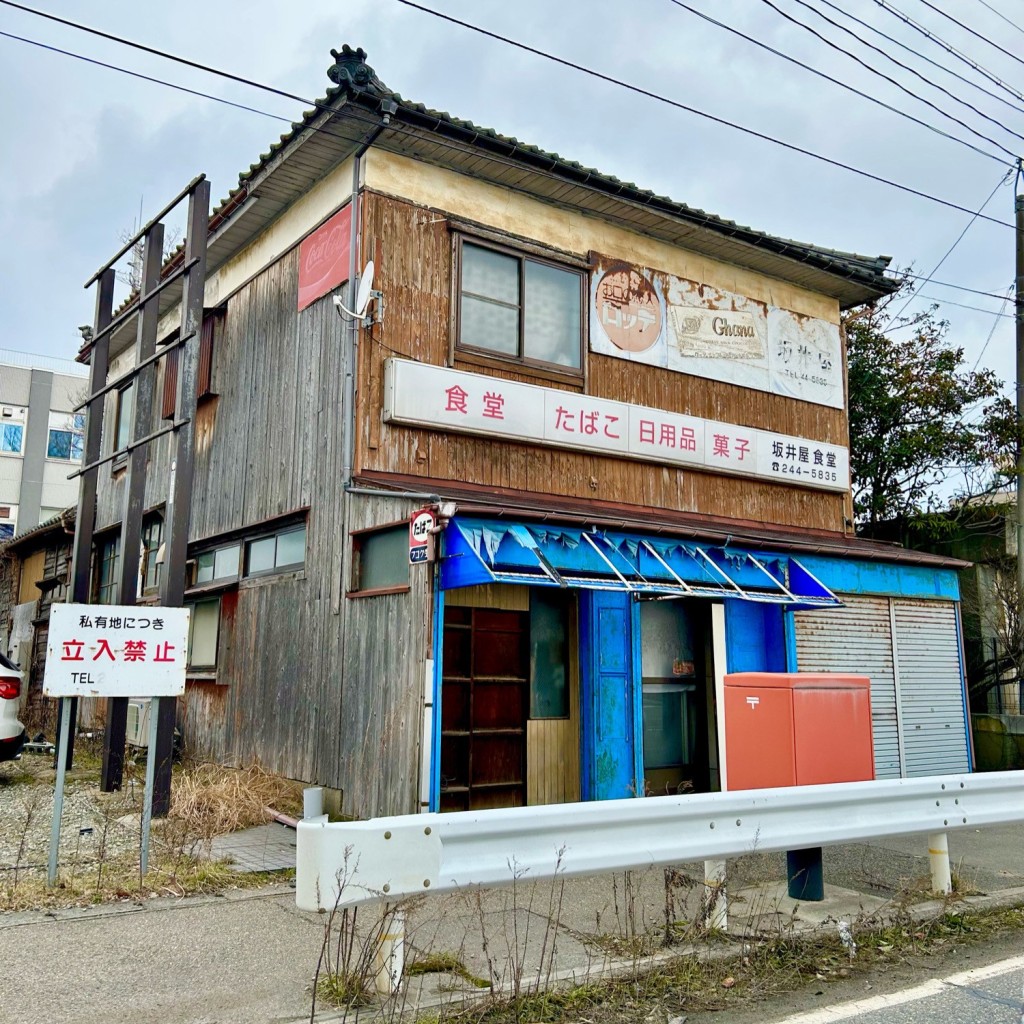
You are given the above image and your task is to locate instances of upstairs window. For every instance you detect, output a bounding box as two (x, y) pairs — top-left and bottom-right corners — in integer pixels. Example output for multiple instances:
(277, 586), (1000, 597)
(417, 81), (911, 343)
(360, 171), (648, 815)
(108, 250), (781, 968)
(141, 513), (164, 595)
(456, 239), (584, 374)
(47, 413), (85, 461)
(350, 525), (409, 595)
(189, 521), (306, 589)
(162, 308), (224, 419)
(244, 525), (306, 578)
(114, 383), (134, 454)
(94, 535), (120, 604)
(0, 407), (26, 455)
(0, 424), (23, 455)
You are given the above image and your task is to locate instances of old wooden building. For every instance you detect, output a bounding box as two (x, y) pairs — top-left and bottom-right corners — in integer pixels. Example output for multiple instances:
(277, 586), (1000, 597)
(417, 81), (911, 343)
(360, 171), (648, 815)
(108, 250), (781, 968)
(79, 46), (972, 818)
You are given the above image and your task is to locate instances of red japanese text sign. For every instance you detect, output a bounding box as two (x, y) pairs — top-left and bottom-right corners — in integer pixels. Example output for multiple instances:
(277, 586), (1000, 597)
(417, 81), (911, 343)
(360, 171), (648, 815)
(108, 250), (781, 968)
(43, 604), (190, 698)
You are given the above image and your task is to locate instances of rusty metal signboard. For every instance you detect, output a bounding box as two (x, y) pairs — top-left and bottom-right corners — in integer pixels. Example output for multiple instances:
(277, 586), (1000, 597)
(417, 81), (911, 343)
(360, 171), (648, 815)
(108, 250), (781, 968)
(589, 256), (844, 409)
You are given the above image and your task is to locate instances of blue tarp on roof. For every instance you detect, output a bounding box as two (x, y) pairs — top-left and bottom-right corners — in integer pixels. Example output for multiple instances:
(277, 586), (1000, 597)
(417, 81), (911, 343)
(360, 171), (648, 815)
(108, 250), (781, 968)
(440, 518), (840, 609)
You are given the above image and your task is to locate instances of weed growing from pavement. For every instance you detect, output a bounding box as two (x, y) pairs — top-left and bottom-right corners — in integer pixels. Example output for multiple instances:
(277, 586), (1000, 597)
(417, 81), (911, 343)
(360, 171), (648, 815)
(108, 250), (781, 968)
(306, 858), (1024, 1024)
(415, 902), (1024, 1024)
(406, 953), (490, 989)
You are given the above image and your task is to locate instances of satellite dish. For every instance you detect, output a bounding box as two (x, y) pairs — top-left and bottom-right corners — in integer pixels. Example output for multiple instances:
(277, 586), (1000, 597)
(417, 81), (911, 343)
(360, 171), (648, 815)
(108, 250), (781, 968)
(354, 260), (375, 317)
(332, 260), (377, 322)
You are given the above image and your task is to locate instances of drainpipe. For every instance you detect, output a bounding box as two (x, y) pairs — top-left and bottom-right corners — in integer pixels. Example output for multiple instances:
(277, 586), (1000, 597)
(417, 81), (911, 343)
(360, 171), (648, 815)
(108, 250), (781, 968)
(341, 99), (397, 486)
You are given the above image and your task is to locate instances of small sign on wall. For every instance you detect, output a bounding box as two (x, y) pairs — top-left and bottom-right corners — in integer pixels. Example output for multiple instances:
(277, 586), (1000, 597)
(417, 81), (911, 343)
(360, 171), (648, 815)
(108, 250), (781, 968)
(409, 508), (436, 565)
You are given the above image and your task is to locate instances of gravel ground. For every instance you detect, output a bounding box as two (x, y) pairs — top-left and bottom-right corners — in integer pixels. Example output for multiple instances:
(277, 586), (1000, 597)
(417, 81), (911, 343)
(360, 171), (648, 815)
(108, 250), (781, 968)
(0, 753), (143, 880)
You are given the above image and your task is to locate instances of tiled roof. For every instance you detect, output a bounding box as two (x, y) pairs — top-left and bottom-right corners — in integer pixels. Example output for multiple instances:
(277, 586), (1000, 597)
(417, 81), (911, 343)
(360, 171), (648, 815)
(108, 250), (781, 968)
(220, 45), (895, 297)
(92, 45), (898, 361)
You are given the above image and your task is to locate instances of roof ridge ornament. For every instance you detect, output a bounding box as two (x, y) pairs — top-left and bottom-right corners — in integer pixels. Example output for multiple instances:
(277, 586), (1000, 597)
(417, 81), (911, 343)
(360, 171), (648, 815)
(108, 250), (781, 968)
(327, 45), (385, 95)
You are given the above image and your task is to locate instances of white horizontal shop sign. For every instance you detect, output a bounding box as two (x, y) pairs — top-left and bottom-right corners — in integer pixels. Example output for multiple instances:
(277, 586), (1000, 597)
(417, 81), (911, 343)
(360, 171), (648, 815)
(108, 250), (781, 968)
(43, 603), (190, 698)
(383, 359), (848, 492)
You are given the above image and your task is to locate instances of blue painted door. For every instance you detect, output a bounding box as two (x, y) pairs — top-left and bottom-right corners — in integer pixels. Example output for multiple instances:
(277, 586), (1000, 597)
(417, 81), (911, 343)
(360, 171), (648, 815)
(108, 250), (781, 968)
(580, 590), (640, 800)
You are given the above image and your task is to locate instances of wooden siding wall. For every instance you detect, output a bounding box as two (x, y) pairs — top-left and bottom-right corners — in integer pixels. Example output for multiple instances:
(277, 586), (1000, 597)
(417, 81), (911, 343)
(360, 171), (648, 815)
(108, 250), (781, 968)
(357, 191), (849, 534)
(338, 494), (431, 819)
(92, 247), (429, 802)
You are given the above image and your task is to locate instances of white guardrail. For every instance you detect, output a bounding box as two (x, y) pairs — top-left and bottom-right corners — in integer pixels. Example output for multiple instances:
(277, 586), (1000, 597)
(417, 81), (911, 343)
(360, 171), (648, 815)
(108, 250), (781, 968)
(296, 771), (1024, 912)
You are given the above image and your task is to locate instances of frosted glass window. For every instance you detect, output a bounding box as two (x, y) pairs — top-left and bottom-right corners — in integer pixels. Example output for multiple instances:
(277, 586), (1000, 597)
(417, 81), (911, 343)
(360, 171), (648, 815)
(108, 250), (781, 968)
(458, 239), (583, 371)
(357, 526), (408, 591)
(640, 601), (695, 678)
(115, 384), (134, 452)
(196, 551), (215, 584)
(188, 598), (219, 669)
(524, 261), (581, 369)
(214, 544), (241, 579)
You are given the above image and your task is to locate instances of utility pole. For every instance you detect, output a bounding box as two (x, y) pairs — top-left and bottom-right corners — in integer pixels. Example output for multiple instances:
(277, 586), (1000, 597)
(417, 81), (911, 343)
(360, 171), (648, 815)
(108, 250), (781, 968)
(1016, 166), (1024, 639)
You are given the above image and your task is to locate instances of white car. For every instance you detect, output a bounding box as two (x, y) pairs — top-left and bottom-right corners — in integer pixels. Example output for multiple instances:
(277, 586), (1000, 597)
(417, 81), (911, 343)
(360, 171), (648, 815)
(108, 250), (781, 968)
(0, 652), (26, 762)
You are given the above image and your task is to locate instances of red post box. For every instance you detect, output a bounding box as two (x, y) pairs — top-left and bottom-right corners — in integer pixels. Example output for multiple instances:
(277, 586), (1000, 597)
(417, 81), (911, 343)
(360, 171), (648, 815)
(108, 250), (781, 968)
(723, 673), (874, 791)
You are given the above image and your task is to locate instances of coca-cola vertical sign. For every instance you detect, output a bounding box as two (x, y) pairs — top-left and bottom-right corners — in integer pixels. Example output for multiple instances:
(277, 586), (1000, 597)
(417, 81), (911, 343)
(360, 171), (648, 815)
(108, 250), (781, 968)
(297, 201), (353, 311)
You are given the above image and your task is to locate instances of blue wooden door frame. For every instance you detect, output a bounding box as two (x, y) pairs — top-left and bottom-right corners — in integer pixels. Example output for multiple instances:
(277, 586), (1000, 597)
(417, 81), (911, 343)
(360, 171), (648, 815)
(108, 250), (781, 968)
(579, 590), (644, 800)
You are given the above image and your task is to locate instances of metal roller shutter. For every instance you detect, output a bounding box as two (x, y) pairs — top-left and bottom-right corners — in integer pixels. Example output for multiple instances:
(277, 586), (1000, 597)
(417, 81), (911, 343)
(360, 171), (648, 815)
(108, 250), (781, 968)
(794, 597), (902, 779)
(891, 599), (970, 777)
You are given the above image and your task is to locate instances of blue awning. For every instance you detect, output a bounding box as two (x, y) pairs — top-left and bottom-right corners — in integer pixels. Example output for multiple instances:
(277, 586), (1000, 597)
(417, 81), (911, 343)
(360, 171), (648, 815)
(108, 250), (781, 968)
(441, 518), (841, 609)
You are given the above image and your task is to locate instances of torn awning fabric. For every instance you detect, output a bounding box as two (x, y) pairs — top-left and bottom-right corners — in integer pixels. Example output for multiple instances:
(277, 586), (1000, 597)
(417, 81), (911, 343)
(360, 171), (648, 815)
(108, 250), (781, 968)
(440, 518), (841, 609)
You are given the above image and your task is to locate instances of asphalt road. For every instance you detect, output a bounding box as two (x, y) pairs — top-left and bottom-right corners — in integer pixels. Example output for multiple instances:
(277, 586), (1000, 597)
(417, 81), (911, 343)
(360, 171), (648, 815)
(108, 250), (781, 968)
(767, 952), (1024, 1024)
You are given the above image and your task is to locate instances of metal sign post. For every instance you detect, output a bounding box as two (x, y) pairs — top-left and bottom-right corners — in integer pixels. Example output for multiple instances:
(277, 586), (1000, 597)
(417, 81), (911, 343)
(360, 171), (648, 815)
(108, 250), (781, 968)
(44, 603), (188, 886)
(46, 697), (73, 886)
(140, 696), (163, 875)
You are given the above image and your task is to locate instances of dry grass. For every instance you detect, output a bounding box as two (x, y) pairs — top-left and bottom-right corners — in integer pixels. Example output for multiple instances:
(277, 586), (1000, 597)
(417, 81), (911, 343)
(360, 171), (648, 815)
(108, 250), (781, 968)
(0, 757), (302, 912)
(169, 761), (304, 839)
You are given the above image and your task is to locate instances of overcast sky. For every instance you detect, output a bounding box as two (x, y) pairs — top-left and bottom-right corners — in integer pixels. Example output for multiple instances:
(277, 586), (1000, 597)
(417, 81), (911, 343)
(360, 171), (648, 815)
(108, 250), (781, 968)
(0, 0), (1020, 408)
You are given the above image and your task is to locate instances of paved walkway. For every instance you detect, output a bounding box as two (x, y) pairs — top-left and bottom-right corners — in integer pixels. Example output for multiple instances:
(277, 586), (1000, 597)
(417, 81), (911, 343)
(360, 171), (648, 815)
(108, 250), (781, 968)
(2, 823), (1022, 1024)
(211, 821), (297, 872)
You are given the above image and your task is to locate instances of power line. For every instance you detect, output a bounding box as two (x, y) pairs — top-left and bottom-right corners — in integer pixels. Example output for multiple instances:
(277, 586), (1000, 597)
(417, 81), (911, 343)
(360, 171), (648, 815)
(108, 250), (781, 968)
(812, 0), (1024, 118)
(391, 0), (1018, 227)
(0, 29), (292, 124)
(746, 0), (1019, 162)
(0, 0), (1016, 234)
(781, 0), (1024, 148)
(916, 293), (1015, 318)
(900, 274), (1014, 301)
(669, 0), (1013, 163)
(971, 286), (1014, 371)
(916, 0), (1024, 73)
(892, 170), (1012, 320)
(974, 0), (1024, 41)
(873, 0), (1024, 107)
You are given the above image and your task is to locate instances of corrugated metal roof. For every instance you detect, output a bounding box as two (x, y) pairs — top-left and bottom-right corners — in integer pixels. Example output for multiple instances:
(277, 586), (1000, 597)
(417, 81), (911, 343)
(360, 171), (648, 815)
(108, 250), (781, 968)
(0, 506), (76, 554)
(97, 45), (898, 360)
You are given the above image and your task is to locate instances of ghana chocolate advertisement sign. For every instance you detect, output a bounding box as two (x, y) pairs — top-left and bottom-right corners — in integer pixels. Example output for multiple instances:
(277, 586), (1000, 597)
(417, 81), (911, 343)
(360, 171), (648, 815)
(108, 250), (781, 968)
(589, 255), (844, 409)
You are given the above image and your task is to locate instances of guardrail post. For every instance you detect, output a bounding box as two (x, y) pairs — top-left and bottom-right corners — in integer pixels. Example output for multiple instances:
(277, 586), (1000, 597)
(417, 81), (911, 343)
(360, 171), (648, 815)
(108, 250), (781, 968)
(928, 831), (952, 895)
(786, 847), (824, 901)
(703, 859), (728, 931)
(373, 908), (406, 995)
(303, 786), (324, 819)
